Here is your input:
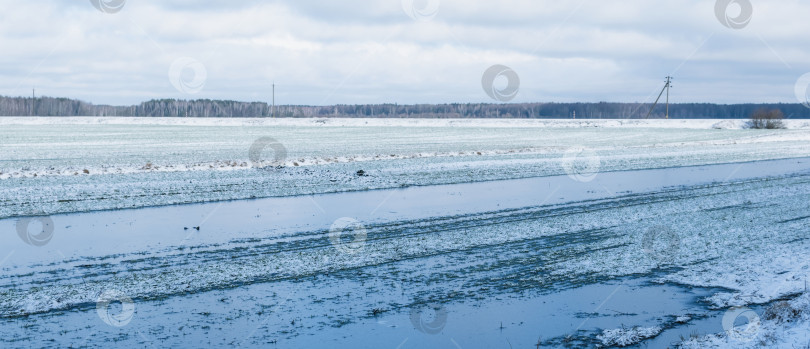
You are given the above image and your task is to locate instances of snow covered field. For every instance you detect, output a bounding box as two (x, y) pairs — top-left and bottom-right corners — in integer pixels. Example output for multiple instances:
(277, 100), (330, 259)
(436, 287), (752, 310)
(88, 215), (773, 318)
(2, 117), (810, 348)
(3, 117), (810, 219)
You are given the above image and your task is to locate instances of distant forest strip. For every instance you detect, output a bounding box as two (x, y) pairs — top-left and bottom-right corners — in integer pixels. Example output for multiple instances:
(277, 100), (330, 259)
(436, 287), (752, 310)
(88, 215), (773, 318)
(1, 96), (809, 119)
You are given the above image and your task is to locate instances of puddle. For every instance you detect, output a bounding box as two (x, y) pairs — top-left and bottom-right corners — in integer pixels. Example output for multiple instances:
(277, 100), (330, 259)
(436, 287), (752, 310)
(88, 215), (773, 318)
(274, 276), (729, 348)
(0, 270), (737, 348)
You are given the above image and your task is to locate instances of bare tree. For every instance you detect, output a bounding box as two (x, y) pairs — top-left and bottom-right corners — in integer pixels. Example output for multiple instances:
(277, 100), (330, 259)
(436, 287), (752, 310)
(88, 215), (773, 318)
(748, 108), (786, 129)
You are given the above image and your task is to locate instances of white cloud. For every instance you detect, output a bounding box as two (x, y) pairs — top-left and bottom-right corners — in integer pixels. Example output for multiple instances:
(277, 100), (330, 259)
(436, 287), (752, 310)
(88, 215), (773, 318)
(0, 0), (809, 105)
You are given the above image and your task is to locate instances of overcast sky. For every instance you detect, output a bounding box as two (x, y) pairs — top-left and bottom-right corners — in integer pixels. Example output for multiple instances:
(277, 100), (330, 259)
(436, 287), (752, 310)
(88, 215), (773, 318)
(1, 0), (809, 106)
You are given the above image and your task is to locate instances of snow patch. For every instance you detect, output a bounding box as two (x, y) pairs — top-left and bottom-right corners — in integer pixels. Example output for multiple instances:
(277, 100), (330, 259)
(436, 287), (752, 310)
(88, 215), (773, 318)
(675, 315), (692, 323)
(597, 326), (662, 347)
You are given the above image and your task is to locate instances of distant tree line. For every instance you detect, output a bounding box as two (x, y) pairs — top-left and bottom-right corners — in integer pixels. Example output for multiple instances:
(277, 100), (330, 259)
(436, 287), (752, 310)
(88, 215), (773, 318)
(1, 95), (808, 119)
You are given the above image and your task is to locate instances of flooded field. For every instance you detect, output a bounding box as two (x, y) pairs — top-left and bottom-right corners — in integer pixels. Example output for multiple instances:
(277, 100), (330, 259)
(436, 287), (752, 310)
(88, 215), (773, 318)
(3, 157), (810, 347)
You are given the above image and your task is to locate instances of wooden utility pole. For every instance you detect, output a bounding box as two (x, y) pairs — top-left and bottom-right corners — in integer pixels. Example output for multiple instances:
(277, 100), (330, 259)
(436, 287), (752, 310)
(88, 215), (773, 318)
(665, 76), (672, 119)
(645, 76), (673, 119)
(272, 82), (275, 118)
(31, 88), (35, 116)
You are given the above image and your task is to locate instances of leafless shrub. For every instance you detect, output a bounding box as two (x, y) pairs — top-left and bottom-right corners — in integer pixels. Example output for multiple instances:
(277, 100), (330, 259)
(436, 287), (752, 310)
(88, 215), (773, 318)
(748, 108), (786, 129)
(762, 300), (802, 324)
